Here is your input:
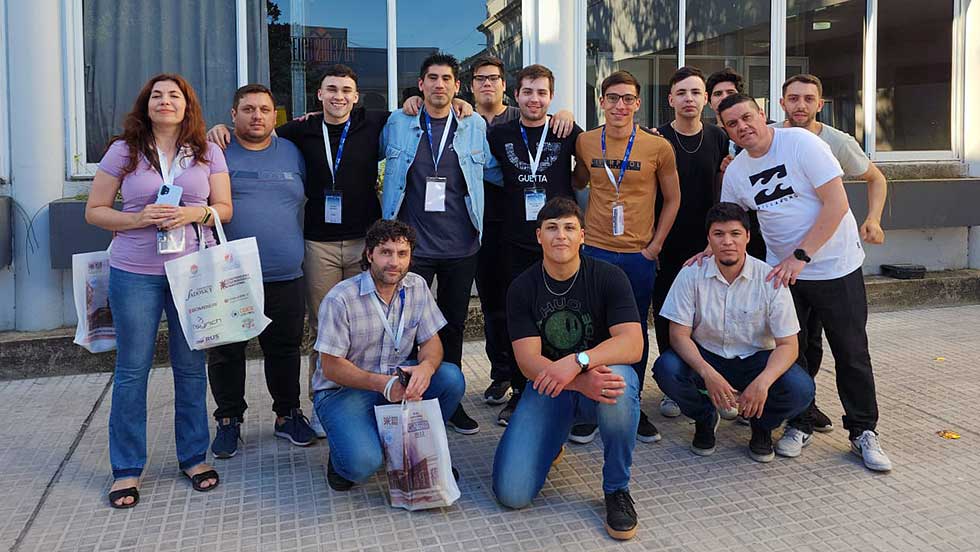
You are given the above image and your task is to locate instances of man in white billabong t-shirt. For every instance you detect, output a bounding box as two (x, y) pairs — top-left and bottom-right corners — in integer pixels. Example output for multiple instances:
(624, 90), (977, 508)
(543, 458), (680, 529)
(713, 93), (891, 473)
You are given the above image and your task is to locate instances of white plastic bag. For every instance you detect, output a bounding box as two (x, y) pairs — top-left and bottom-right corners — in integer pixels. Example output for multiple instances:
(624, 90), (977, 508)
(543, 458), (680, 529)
(164, 208), (270, 350)
(72, 246), (115, 353)
(374, 399), (460, 510)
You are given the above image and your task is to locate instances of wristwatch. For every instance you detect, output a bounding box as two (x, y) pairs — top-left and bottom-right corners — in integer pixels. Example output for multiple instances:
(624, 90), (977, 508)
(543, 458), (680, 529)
(793, 248), (811, 263)
(576, 351), (591, 373)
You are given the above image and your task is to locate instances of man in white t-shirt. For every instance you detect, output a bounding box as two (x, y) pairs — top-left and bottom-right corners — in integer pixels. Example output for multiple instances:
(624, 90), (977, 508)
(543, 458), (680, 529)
(653, 203), (813, 463)
(715, 93), (891, 472)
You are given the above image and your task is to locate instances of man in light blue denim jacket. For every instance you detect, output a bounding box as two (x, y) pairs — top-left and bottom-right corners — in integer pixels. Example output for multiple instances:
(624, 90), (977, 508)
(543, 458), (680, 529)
(379, 53), (502, 434)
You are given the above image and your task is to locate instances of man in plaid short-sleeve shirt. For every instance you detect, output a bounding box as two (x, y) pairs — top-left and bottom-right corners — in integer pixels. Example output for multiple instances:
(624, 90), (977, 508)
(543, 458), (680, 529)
(311, 220), (466, 491)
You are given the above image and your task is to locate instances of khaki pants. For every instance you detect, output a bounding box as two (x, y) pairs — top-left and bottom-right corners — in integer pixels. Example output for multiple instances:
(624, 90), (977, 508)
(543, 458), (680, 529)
(304, 238), (365, 398)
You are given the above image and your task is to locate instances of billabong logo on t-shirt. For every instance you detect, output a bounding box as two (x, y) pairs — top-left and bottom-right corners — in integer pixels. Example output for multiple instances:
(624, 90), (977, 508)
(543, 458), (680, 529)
(749, 164), (797, 208)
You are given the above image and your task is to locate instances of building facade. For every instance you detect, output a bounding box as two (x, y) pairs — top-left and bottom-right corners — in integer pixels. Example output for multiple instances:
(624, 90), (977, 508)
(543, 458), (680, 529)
(1, 0), (979, 331)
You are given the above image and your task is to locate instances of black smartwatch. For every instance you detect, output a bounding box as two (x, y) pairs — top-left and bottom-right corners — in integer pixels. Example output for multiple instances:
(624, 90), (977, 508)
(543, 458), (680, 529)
(793, 248), (811, 263)
(576, 351), (591, 373)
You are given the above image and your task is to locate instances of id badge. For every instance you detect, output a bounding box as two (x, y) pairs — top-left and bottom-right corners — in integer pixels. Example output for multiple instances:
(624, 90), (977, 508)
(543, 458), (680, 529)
(524, 187), (546, 221)
(324, 191), (343, 224)
(424, 177), (447, 212)
(157, 225), (186, 254)
(612, 202), (625, 236)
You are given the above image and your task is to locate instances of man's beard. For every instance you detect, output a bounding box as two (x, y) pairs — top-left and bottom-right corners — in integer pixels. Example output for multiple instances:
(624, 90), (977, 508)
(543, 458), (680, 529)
(788, 114), (815, 128)
(718, 256), (740, 267)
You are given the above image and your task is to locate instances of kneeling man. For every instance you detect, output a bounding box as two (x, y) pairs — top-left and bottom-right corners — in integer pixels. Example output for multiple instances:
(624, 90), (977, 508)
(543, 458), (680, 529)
(493, 197), (644, 540)
(653, 203), (814, 462)
(313, 219), (465, 491)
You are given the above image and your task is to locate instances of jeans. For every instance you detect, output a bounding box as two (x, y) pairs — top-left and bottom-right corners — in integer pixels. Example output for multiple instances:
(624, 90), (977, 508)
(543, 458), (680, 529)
(207, 277), (305, 419)
(474, 221), (511, 382)
(411, 254), (479, 367)
(789, 268), (878, 438)
(653, 347), (814, 431)
(107, 268), (209, 479)
(651, 259), (684, 355)
(312, 362), (465, 483)
(492, 365), (639, 507)
(503, 243), (544, 396)
(582, 245), (656, 394)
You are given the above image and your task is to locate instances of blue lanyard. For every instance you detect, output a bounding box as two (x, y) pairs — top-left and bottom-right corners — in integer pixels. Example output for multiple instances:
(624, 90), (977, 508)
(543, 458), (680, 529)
(322, 119), (351, 187)
(600, 124), (637, 196)
(424, 109), (453, 173)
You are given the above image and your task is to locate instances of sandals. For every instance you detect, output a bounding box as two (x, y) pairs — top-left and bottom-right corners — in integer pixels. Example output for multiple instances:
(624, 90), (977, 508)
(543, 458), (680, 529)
(182, 468), (220, 492)
(107, 486), (140, 509)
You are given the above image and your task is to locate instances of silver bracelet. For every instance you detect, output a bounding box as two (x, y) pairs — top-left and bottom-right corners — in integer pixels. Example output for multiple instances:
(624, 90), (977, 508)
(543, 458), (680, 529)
(383, 376), (398, 402)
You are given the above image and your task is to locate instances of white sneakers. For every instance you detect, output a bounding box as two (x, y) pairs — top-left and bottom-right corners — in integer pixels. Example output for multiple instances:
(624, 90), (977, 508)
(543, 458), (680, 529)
(774, 427), (812, 457)
(659, 396), (681, 418)
(851, 430), (893, 472)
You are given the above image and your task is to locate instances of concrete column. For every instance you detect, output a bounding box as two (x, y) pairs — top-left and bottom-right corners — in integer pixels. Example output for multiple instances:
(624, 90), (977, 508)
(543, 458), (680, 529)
(965, 0), (980, 176)
(8, 0), (66, 330)
(969, 226), (980, 270)
(525, 0), (585, 118)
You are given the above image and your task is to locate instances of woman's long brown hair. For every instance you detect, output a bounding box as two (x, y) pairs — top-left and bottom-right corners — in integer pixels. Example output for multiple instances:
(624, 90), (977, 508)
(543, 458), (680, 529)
(110, 73), (210, 177)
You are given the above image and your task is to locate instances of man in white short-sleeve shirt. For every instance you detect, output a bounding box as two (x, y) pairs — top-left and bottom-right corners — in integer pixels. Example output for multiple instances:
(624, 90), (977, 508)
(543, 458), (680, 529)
(715, 94), (891, 472)
(653, 202), (813, 463)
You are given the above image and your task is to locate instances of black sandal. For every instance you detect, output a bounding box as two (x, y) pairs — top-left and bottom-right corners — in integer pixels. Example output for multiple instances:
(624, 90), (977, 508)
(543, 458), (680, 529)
(107, 486), (140, 509)
(183, 468), (220, 492)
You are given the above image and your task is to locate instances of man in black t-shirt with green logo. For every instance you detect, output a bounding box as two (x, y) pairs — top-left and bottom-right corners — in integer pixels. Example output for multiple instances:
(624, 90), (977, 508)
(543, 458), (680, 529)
(492, 197), (644, 541)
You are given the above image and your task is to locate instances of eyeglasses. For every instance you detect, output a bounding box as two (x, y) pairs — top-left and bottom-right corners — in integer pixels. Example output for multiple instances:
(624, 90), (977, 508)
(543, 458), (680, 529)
(473, 74), (502, 84)
(603, 93), (638, 106)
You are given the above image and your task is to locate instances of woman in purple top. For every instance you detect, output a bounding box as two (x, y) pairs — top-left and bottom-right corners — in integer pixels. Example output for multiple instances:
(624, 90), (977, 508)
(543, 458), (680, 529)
(85, 73), (232, 508)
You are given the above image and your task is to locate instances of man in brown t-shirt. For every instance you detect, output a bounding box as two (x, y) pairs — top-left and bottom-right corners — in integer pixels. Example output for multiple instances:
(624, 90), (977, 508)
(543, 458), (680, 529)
(571, 70), (681, 445)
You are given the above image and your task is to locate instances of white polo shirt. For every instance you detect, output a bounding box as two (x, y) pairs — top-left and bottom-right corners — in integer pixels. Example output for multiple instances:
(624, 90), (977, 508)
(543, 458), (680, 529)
(659, 255), (801, 359)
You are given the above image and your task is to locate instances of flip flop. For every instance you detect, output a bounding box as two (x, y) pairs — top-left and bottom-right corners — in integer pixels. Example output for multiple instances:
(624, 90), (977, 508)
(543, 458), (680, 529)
(107, 486), (140, 509)
(182, 469), (220, 492)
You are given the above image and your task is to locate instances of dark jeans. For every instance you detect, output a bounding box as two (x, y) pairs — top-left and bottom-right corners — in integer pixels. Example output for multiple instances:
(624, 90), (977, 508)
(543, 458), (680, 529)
(207, 277), (305, 419)
(804, 313), (824, 377)
(412, 253), (479, 367)
(652, 347), (814, 431)
(651, 260), (683, 355)
(789, 268), (878, 438)
(475, 221), (511, 383)
(503, 243), (544, 396)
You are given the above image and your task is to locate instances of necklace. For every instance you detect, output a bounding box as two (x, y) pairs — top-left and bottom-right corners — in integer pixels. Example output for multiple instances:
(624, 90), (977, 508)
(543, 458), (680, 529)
(542, 263), (580, 296)
(672, 124), (704, 154)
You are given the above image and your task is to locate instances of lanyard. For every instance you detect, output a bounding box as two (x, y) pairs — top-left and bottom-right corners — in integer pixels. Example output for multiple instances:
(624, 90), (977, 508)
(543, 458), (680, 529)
(600, 124), (637, 196)
(370, 287), (407, 353)
(156, 146), (186, 186)
(519, 118), (550, 179)
(322, 119), (351, 187)
(424, 109), (454, 174)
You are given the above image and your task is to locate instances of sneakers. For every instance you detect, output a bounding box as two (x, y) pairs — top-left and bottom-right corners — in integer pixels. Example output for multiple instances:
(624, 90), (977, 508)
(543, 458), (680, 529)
(309, 408), (327, 439)
(211, 417), (241, 459)
(659, 396), (681, 418)
(774, 426), (812, 458)
(274, 408), (317, 446)
(568, 423), (599, 444)
(326, 458), (354, 491)
(691, 411), (720, 456)
(851, 430), (893, 472)
(447, 405), (480, 435)
(604, 489), (638, 540)
(483, 380), (510, 405)
(811, 404), (835, 433)
(749, 426), (775, 463)
(736, 415), (751, 426)
(718, 405), (739, 421)
(637, 411), (662, 443)
(497, 392), (521, 427)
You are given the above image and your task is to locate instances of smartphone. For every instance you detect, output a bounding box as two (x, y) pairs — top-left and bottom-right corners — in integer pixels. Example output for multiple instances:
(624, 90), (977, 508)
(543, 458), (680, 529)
(396, 367), (411, 388)
(155, 184), (183, 206)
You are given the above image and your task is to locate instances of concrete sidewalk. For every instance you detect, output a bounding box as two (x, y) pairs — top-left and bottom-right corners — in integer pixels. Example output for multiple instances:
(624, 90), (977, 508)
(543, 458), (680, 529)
(3, 305), (980, 552)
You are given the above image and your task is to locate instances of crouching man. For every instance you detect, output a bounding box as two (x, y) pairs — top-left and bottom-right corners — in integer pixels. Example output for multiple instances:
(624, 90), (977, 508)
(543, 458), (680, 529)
(492, 197), (644, 540)
(653, 203), (814, 462)
(313, 219), (465, 490)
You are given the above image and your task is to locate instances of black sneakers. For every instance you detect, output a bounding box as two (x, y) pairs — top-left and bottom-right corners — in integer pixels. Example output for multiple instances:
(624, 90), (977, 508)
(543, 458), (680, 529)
(811, 404), (835, 433)
(497, 391), (521, 426)
(636, 411), (662, 443)
(211, 417), (242, 459)
(447, 405), (480, 435)
(326, 458), (354, 491)
(691, 411), (720, 456)
(569, 423), (599, 444)
(483, 380), (510, 405)
(604, 489), (638, 540)
(274, 408), (317, 446)
(749, 425), (775, 463)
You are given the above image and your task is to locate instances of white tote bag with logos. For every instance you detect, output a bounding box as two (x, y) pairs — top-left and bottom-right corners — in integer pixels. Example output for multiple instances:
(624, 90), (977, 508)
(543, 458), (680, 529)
(72, 244), (116, 353)
(374, 398), (460, 510)
(165, 208), (270, 350)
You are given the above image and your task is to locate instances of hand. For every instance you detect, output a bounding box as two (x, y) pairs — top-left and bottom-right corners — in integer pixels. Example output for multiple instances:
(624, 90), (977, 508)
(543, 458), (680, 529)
(402, 96), (423, 116)
(136, 203), (179, 229)
(703, 370), (738, 412)
(387, 379), (406, 403)
(860, 218), (885, 245)
(720, 154), (734, 173)
(400, 363), (434, 401)
(737, 379), (770, 419)
(550, 110), (575, 138)
(766, 256), (806, 289)
(648, 126), (661, 136)
(640, 242), (661, 262)
(532, 355), (579, 398)
(683, 246), (713, 267)
(293, 110), (321, 122)
(206, 124), (231, 150)
(577, 365), (626, 405)
(451, 98), (474, 118)
(160, 206), (208, 232)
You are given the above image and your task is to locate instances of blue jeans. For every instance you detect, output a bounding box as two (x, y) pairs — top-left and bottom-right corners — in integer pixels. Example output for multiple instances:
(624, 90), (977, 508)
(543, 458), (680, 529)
(652, 347), (814, 431)
(492, 365), (639, 507)
(312, 362), (465, 483)
(582, 246), (656, 394)
(107, 268), (210, 479)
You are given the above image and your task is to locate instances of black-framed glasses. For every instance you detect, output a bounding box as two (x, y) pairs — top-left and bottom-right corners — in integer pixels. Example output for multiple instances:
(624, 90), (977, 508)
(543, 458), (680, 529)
(603, 93), (638, 106)
(473, 74), (502, 83)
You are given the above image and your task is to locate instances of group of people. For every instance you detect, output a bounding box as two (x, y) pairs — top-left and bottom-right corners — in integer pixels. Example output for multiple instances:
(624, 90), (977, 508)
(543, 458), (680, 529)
(85, 52), (891, 541)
